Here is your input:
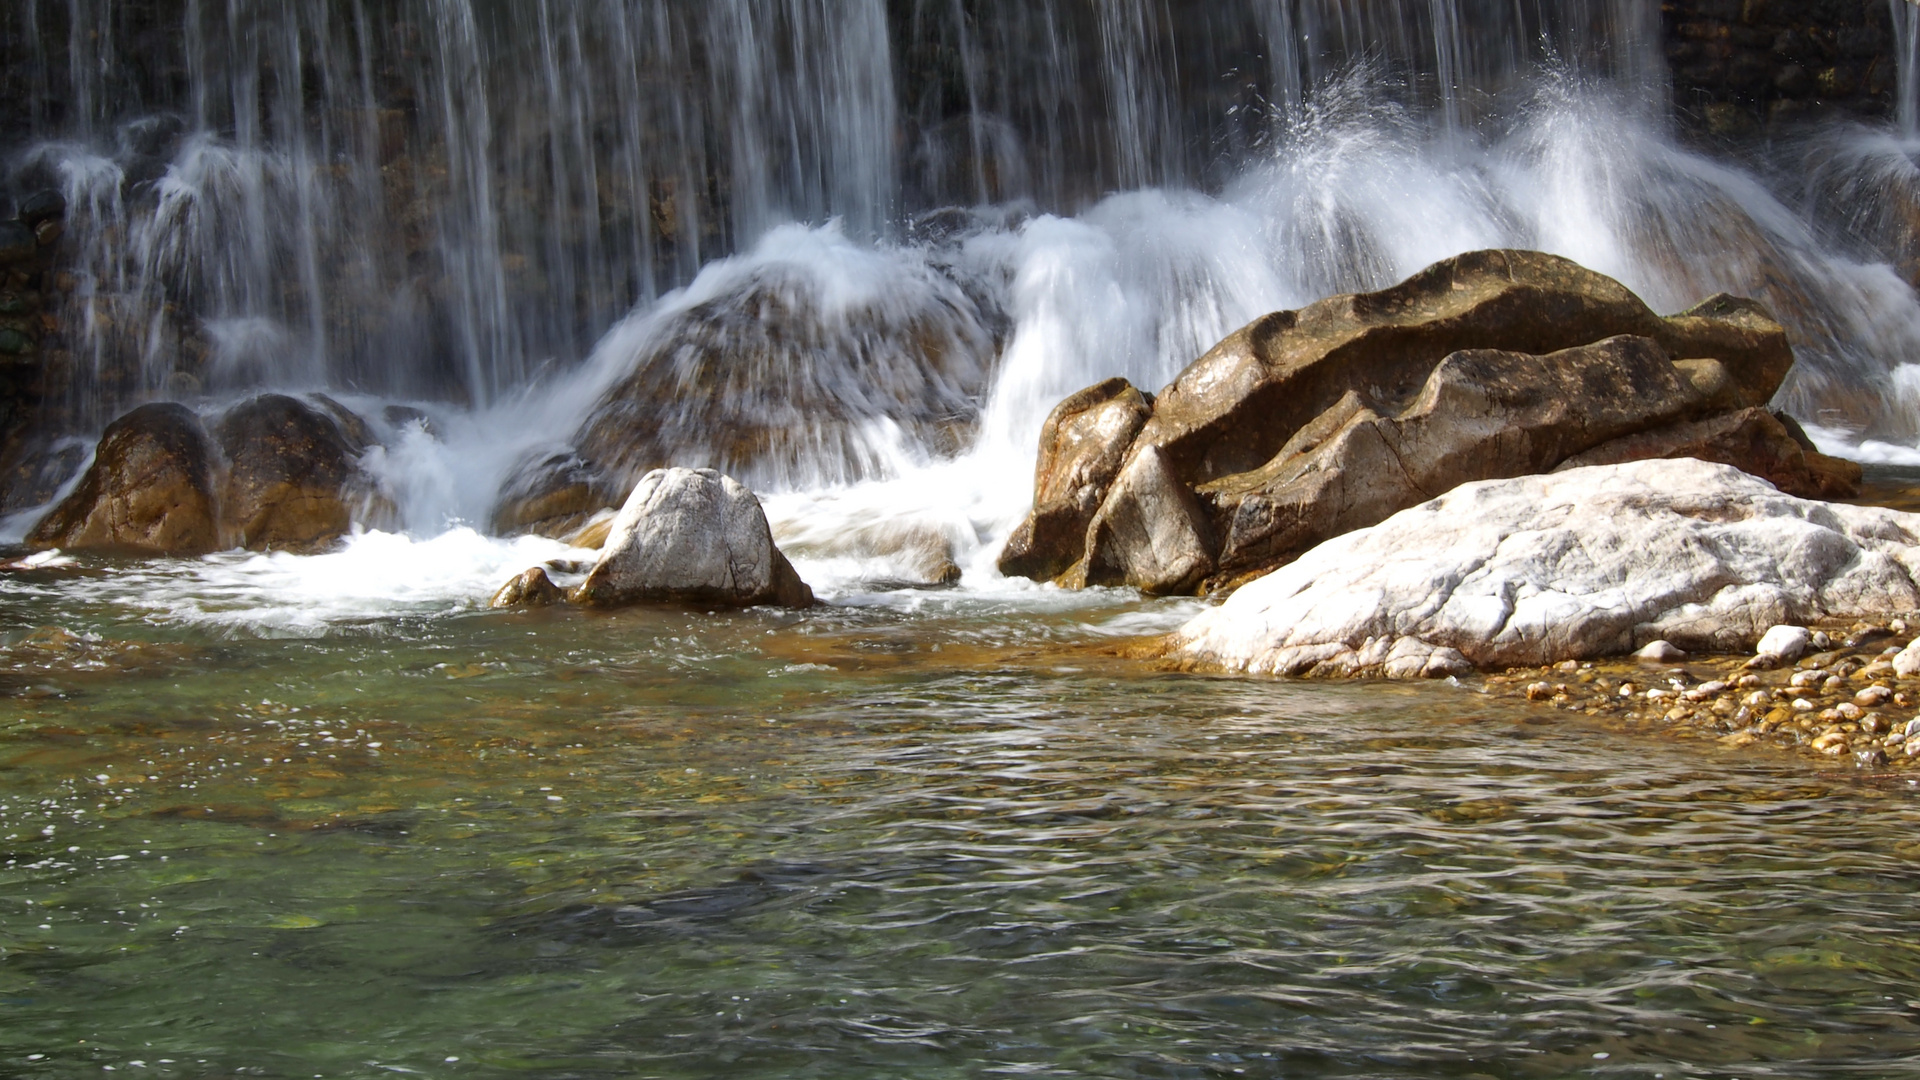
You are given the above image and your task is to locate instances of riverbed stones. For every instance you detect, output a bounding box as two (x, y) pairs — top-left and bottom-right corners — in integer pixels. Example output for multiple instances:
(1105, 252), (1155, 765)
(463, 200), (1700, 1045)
(569, 467), (813, 609)
(1165, 459), (1920, 676)
(214, 394), (364, 552)
(1001, 249), (1825, 595)
(27, 403), (220, 555)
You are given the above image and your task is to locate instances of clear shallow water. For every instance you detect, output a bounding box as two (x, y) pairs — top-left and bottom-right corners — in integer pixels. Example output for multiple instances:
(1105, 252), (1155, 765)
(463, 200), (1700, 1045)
(3, 556), (1920, 1078)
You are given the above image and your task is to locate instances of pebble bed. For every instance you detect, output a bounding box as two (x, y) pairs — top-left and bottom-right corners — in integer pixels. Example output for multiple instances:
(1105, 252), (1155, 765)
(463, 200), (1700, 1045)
(1482, 618), (1920, 771)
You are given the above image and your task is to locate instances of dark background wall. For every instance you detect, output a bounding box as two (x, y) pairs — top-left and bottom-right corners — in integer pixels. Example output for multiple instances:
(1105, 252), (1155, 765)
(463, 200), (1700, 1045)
(1663, 0), (1901, 137)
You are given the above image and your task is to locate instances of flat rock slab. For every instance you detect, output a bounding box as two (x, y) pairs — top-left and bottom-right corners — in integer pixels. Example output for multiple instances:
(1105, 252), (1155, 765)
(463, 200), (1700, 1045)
(1169, 458), (1920, 677)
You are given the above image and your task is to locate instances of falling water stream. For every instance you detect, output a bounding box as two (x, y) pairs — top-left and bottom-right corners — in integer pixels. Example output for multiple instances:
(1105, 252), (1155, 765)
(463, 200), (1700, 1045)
(5, 2), (1920, 1076)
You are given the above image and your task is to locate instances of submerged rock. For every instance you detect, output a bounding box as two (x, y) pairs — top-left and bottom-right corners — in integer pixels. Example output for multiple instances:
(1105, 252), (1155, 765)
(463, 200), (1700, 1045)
(1167, 459), (1920, 677)
(570, 467), (813, 609)
(214, 394), (365, 552)
(28, 403), (220, 555)
(1001, 249), (1813, 594)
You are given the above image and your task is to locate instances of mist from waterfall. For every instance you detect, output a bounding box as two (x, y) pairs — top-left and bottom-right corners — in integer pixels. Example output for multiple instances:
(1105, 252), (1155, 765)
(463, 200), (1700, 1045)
(4, 0), (1920, 603)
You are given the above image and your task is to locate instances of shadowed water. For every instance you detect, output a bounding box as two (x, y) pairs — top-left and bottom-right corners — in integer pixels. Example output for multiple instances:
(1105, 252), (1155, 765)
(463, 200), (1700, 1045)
(2, 558), (1918, 1078)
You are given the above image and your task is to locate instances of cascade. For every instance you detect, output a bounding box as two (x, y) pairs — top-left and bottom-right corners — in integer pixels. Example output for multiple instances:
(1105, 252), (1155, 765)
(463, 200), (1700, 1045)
(1, 0), (1917, 557)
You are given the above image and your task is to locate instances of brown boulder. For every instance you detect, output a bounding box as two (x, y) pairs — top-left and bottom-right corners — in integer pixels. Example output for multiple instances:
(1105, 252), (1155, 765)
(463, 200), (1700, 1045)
(997, 377), (1152, 580)
(1132, 251), (1795, 488)
(1555, 406), (1862, 499)
(999, 250), (1807, 594)
(489, 567), (565, 608)
(1079, 444), (1215, 595)
(214, 394), (364, 552)
(1189, 335), (1704, 587)
(28, 403), (220, 555)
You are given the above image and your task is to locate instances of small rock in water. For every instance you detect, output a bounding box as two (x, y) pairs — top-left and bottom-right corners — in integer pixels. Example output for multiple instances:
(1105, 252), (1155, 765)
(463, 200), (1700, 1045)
(1855, 685), (1894, 708)
(1754, 625), (1812, 666)
(1856, 747), (1889, 768)
(1636, 640), (1686, 662)
(1810, 630), (1833, 650)
(490, 567), (564, 608)
(1525, 681), (1554, 701)
(1894, 638), (1920, 678)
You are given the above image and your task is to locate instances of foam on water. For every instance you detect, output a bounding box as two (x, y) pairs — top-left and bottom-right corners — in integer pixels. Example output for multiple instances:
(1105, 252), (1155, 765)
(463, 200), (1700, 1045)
(51, 529), (589, 638)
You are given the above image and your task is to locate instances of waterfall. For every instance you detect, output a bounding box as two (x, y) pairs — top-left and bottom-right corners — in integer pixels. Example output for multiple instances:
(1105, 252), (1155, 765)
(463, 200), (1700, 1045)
(2, 0), (1918, 548)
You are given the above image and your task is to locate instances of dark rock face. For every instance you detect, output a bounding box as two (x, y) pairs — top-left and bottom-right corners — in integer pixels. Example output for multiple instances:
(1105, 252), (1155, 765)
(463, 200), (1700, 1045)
(28, 403), (220, 555)
(1664, 0), (1895, 137)
(214, 394), (363, 552)
(1001, 249), (1847, 597)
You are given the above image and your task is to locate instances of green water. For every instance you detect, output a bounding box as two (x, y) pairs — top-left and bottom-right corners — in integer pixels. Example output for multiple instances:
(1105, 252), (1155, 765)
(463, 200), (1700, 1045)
(3, 557), (1919, 1079)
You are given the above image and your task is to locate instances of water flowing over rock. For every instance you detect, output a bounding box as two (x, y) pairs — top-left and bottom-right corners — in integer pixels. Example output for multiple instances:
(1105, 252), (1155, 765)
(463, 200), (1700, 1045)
(570, 468), (812, 609)
(214, 394), (366, 552)
(1167, 459), (1920, 677)
(27, 403), (219, 555)
(1001, 250), (1854, 595)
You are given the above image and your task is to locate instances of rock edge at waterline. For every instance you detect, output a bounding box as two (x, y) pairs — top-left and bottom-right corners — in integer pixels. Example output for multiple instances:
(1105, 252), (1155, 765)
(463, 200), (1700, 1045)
(493, 466), (813, 610)
(1165, 458), (1920, 678)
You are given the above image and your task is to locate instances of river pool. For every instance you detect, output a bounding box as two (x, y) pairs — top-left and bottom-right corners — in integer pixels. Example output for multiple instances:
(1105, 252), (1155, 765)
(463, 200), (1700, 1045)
(1, 549), (1917, 1079)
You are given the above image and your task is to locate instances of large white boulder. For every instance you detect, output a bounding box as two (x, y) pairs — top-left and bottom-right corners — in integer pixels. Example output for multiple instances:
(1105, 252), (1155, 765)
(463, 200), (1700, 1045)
(570, 468), (813, 609)
(1169, 458), (1920, 677)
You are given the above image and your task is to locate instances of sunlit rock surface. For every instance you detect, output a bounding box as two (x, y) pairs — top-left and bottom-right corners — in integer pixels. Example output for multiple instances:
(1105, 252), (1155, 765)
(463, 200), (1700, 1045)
(214, 394), (366, 553)
(570, 467), (813, 609)
(1167, 459), (1920, 677)
(28, 403), (220, 555)
(1003, 250), (1857, 595)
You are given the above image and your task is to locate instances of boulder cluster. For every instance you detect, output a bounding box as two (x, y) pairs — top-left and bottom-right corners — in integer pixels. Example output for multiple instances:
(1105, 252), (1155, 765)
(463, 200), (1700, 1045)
(1000, 249), (1860, 597)
(27, 393), (381, 555)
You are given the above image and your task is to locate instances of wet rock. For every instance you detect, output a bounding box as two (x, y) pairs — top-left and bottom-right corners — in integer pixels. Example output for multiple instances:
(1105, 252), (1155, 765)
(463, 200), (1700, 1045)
(0, 222), (35, 264)
(570, 467), (813, 609)
(28, 403), (220, 555)
(570, 257), (992, 494)
(1080, 444), (1214, 595)
(17, 189), (66, 227)
(1756, 625), (1813, 666)
(1637, 640), (1688, 662)
(560, 510), (617, 550)
(780, 516), (964, 588)
(214, 394), (364, 552)
(491, 449), (621, 538)
(0, 438), (89, 514)
(1003, 250), (1801, 592)
(489, 567), (564, 608)
(998, 377), (1152, 581)
(1134, 251), (1787, 488)
(1194, 335), (1704, 585)
(1555, 407), (1860, 499)
(380, 404), (439, 440)
(1167, 459), (1920, 675)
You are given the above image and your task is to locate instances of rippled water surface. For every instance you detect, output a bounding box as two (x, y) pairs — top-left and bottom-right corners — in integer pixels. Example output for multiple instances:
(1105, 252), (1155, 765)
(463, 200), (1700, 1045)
(3, 555), (1919, 1079)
